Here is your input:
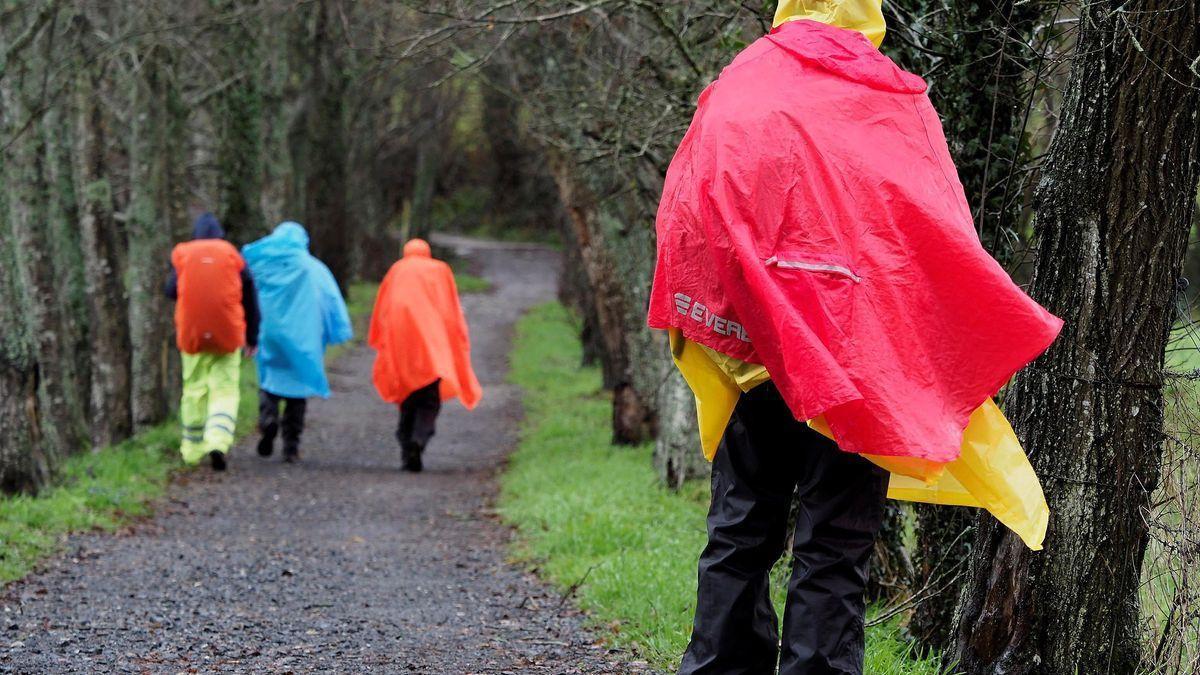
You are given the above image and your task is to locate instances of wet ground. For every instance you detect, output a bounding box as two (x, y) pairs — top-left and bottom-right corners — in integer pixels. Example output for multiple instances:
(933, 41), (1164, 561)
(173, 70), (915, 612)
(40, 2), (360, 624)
(1, 237), (650, 674)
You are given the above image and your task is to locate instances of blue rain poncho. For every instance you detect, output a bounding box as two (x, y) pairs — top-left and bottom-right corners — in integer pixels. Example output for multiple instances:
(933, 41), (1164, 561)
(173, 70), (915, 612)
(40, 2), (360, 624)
(242, 222), (353, 399)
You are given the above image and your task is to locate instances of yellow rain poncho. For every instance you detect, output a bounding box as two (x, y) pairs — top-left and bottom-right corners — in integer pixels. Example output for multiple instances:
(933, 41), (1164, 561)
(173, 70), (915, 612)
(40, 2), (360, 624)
(671, 330), (1048, 551)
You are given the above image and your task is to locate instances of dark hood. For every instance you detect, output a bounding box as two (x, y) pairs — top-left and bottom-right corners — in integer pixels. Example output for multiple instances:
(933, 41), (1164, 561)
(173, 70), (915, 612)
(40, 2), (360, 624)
(192, 212), (226, 240)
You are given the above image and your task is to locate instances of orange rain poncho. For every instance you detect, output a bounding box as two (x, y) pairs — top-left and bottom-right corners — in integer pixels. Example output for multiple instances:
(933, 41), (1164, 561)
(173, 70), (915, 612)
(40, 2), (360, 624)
(171, 238), (247, 355)
(368, 239), (482, 409)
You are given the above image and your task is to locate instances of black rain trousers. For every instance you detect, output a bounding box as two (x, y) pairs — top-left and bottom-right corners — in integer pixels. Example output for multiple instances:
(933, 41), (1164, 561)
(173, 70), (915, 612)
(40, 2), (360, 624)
(397, 379), (442, 452)
(258, 389), (307, 451)
(680, 382), (889, 675)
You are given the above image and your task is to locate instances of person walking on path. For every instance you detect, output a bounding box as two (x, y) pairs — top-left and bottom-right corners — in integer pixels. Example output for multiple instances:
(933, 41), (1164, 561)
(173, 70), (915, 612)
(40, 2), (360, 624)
(166, 212), (260, 472)
(242, 221), (353, 463)
(647, 1), (1063, 672)
(368, 238), (481, 472)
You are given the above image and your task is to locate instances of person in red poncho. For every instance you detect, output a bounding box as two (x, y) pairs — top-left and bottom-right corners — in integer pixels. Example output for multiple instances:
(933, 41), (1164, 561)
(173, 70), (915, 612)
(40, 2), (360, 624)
(648, 2), (1062, 673)
(368, 239), (482, 472)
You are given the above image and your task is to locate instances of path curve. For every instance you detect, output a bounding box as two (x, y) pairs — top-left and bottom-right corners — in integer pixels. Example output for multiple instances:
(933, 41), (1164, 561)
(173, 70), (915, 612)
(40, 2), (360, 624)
(1, 238), (646, 674)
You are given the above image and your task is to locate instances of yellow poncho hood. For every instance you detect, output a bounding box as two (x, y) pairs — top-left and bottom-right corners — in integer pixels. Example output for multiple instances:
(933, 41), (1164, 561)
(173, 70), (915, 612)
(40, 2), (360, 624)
(774, 0), (886, 47)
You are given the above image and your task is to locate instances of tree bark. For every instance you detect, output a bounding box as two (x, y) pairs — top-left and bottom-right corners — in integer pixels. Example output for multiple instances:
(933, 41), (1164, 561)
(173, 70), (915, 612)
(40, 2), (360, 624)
(214, 0), (265, 240)
(0, 5), (87, 484)
(300, 0), (353, 289)
(951, 2), (1200, 672)
(407, 136), (440, 243)
(75, 64), (133, 449)
(907, 505), (970, 645)
(653, 368), (707, 489)
(556, 207), (608, 370)
(43, 99), (93, 433)
(127, 49), (186, 430)
(0, 178), (50, 493)
(549, 155), (656, 444)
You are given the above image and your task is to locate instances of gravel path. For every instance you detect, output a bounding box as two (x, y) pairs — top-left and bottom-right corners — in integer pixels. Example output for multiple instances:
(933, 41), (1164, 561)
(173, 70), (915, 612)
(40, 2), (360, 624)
(1, 237), (651, 674)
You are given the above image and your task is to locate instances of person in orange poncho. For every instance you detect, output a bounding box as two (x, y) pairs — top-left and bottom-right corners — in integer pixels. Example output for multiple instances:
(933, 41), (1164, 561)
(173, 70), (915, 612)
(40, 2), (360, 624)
(368, 239), (482, 472)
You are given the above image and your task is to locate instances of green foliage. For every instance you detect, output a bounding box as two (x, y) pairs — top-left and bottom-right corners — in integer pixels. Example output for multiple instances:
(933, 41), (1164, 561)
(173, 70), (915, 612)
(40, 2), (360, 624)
(344, 282), (381, 322)
(454, 272), (492, 294)
(431, 186), (561, 245)
(502, 303), (945, 673)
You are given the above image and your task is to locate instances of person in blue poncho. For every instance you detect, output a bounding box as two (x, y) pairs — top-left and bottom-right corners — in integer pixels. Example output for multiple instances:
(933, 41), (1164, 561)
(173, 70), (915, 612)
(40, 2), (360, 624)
(242, 222), (353, 462)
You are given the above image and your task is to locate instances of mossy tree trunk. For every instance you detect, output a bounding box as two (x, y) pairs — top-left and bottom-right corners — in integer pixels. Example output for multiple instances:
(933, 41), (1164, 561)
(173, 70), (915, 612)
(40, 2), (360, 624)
(0, 183), (48, 492)
(43, 101), (93, 432)
(0, 1), (86, 486)
(214, 0), (265, 240)
(127, 48), (187, 430)
(298, 0), (352, 289)
(549, 155), (657, 444)
(654, 369), (704, 490)
(951, 1), (1200, 672)
(74, 59), (133, 449)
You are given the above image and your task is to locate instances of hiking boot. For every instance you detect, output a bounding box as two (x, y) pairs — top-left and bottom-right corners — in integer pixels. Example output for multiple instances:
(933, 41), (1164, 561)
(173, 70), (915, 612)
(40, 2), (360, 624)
(283, 444), (300, 464)
(257, 424), (277, 457)
(401, 442), (423, 473)
(209, 450), (227, 472)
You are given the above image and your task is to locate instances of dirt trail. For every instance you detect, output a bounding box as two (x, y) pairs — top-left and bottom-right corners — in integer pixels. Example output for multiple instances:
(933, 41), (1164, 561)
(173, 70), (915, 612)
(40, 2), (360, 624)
(2, 237), (647, 674)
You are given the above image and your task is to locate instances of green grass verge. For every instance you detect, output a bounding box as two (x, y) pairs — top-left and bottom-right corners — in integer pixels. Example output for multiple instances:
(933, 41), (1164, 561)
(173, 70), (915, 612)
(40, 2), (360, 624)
(0, 358), (260, 585)
(501, 302), (944, 673)
(455, 272), (492, 294)
(0, 282), (384, 586)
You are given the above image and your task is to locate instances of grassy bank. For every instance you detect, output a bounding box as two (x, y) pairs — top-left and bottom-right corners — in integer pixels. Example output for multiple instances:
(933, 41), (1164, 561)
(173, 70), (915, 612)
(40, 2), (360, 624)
(0, 357), (261, 584)
(0, 282), (385, 585)
(454, 272), (492, 294)
(501, 302), (942, 673)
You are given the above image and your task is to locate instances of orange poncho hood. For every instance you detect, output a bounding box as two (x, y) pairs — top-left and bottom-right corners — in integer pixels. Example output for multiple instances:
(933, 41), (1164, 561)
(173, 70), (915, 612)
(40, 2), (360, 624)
(368, 239), (482, 409)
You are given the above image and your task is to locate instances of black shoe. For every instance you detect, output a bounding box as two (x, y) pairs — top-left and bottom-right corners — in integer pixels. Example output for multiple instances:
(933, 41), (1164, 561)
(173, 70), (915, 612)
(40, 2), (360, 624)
(257, 424), (277, 457)
(401, 442), (423, 472)
(283, 445), (300, 463)
(209, 450), (227, 472)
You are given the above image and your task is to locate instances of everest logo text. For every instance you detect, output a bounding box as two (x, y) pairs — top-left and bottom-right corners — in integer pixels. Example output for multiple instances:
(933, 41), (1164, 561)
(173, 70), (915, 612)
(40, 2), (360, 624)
(674, 293), (750, 342)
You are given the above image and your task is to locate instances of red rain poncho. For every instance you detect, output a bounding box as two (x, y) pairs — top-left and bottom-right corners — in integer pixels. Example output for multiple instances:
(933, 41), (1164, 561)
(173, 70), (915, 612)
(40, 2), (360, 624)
(369, 239), (482, 409)
(647, 19), (1062, 462)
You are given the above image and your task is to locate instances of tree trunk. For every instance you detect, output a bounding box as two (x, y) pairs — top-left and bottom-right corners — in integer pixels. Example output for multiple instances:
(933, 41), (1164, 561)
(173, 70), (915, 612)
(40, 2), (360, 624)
(127, 50), (186, 430)
(407, 137), (440, 243)
(907, 505), (970, 645)
(866, 502), (914, 605)
(301, 0), (353, 289)
(557, 210), (610, 371)
(951, 2), (1200, 672)
(0, 182), (50, 493)
(75, 65), (133, 449)
(43, 100), (93, 435)
(653, 368), (707, 488)
(214, 2), (265, 240)
(0, 7), (87, 480)
(549, 155), (656, 444)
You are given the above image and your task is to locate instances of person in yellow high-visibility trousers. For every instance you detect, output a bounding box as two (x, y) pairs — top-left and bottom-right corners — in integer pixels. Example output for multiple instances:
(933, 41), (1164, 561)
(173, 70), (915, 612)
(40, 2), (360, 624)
(165, 213), (260, 471)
